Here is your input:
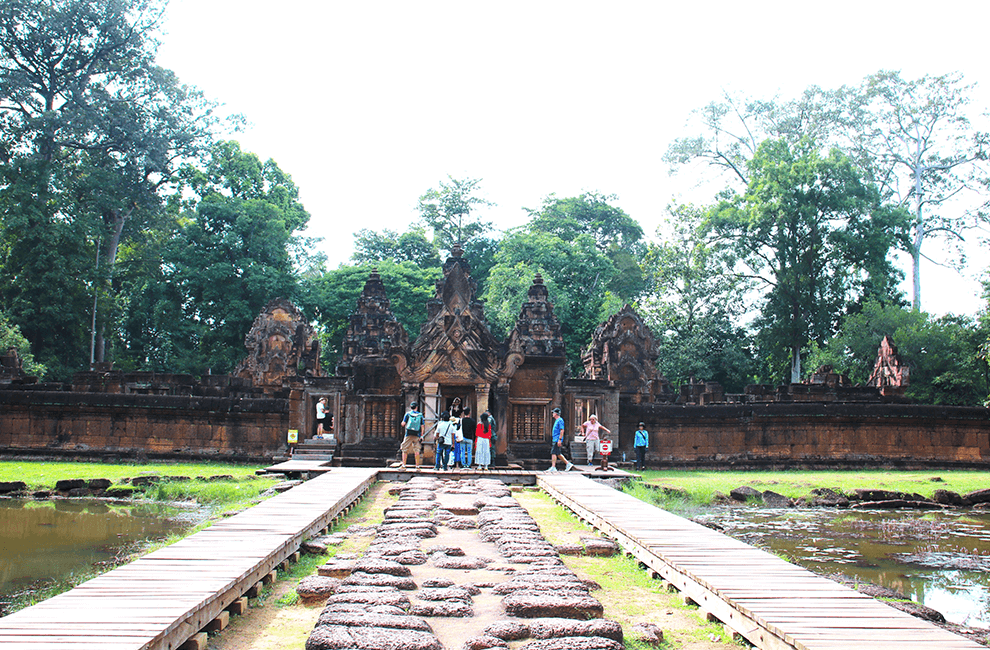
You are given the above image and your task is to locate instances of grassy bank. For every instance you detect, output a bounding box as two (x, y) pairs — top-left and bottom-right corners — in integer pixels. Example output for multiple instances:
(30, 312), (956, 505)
(630, 469), (990, 507)
(0, 460), (266, 488)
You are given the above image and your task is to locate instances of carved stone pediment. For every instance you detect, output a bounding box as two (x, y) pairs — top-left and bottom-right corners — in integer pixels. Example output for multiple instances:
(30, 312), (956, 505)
(235, 298), (320, 390)
(583, 304), (671, 400)
(407, 245), (501, 384)
(506, 273), (565, 361)
(337, 269), (409, 376)
(868, 335), (909, 396)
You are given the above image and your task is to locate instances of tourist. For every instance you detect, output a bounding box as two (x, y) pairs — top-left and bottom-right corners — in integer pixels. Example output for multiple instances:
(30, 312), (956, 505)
(581, 414), (611, 466)
(547, 407), (575, 472)
(435, 411), (455, 470)
(398, 401), (424, 468)
(474, 411), (494, 470)
(315, 397), (328, 437)
(460, 406), (476, 468)
(634, 422), (649, 470)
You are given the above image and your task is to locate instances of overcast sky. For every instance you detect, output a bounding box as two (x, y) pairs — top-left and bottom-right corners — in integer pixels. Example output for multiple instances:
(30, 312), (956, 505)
(156, 0), (990, 316)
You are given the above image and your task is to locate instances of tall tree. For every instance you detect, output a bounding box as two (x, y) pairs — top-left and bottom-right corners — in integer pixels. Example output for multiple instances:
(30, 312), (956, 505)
(665, 73), (990, 313)
(0, 0), (218, 374)
(641, 204), (756, 391)
(120, 142), (308, 375)
(840, 71), (989, 310)
(525, 192), (647, 302)
(710, 139), (906, 383)
(417, 176), (493, 252)
(664, 87), (841, 187)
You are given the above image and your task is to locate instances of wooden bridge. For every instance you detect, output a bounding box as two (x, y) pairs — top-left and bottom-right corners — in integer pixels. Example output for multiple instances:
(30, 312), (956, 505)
(539, 472), (983, 650)
(0, 468), (982, 649)
(0, 468), (377, 650)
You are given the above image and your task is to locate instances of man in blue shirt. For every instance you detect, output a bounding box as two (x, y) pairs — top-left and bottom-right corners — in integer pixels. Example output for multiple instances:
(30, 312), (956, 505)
(547, 407), (575, 472)
(634, 421), (649, 470)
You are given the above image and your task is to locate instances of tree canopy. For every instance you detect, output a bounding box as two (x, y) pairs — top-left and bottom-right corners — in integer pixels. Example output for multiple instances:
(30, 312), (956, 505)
(709, 138), (906, 382)
(0, 23), (986, 411)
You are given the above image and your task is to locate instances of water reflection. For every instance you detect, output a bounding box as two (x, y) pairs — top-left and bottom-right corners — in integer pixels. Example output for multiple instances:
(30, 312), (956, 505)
(695, 506), (990, 628)
(0, 498), (203, 601)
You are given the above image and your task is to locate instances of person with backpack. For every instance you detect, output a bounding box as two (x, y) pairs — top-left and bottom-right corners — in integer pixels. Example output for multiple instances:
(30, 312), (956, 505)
(399, 402), (425, 468)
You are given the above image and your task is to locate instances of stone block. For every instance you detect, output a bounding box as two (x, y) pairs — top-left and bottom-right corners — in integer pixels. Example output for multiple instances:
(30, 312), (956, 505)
(226, 596), (248, 615)
(178, 632), (208, 650)
(204, 610), (229, 632)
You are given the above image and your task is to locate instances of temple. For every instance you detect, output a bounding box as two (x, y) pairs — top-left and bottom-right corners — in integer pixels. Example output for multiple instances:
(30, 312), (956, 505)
(310, 245), (620, 467)
(11, 247), (981, 470)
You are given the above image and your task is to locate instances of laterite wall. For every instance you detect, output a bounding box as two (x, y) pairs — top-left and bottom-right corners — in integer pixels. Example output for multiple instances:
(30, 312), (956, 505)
(620, 402), (990, 468)
(0, 390), (290, 462)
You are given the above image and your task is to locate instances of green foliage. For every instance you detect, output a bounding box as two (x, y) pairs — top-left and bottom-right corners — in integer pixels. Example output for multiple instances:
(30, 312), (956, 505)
(119, 142), (308, 375)
(0, 461), (267, 489)
(298, 260), (436, 371)
(710, 138), (905, 382)
(526, 191), (646, 298)
(352, 226), (440, 269)
(417, 176), (493, 252)
(641, 203), (756, 391)
(481, 228), (618, 374)
(142, 477), (276, 508)
(980, 277), (990, 406)
(0, 158), (101, 378)
(806, 300), (989, 406)
(0, 310), (46, 377)
(631, 469), (990, 504)
(0, 0), (218, 376)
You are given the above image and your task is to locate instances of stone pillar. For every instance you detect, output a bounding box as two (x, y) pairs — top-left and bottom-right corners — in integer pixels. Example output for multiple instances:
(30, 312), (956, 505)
(494, 382), (510, 460)
(421, 382), (440, 425)
(475, 383), (490, 417)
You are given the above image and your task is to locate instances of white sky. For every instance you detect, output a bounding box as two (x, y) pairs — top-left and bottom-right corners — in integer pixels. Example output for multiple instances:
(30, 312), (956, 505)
(156, 0), (990, 316)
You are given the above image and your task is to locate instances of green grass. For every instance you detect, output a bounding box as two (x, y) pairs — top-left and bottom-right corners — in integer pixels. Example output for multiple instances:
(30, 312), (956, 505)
(0, 460), (267, 490)
(142, 477), (277, 509)
(631, 469), (990, 505)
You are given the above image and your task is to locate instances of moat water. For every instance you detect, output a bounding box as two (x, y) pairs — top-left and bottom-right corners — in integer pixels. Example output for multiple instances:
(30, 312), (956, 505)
(0, 497), (204, 610)
(695, 506), (990, 628)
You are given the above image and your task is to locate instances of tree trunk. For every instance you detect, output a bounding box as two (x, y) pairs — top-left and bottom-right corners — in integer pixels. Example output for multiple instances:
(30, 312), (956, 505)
(93, 207), (131, 363)
(790, 345), (801, 384)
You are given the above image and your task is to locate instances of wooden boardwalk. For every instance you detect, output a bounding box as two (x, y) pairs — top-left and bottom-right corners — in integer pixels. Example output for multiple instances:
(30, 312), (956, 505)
(0, 468), (378, 650)
(539, 473), (982, 650)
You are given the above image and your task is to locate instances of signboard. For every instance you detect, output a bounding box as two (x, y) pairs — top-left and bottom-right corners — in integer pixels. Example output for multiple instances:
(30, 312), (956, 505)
(287, 429), (299, 444)
(600, 439), (612, 455)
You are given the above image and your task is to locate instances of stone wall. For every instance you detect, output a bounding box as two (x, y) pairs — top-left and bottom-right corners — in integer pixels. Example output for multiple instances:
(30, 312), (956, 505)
(620, 402), (990, 468)
(0, 390), (289, 462)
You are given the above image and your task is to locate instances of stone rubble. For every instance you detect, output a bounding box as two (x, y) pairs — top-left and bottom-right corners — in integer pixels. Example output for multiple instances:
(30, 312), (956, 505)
(301, 476), (634, 650)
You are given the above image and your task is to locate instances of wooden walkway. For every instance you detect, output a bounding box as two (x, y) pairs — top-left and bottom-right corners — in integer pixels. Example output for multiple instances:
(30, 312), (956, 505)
(539, 473), (982, 650)
(0, 468), (378, 650)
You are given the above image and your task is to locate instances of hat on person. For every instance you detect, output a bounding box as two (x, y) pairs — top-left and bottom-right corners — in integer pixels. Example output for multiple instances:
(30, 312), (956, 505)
(551, 407), (561, 414)
(410, 402), (418, 409)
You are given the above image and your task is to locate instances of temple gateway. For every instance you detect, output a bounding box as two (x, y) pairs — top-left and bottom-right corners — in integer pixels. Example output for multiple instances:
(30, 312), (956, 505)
(297, 244), (654, 467)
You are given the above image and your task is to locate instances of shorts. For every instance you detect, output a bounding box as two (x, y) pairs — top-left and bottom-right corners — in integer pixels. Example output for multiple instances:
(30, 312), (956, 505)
(549, 440), (565, 458)
(400, 433), (421, 454)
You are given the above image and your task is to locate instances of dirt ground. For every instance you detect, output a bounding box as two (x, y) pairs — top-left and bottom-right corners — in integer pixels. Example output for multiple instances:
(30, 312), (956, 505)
(206, 480), (746, 650)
